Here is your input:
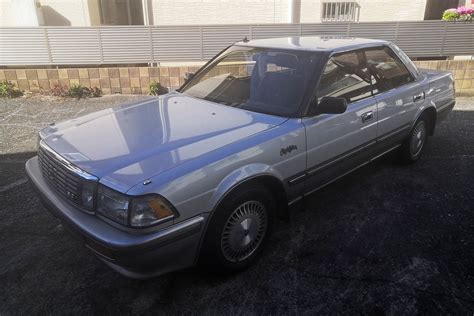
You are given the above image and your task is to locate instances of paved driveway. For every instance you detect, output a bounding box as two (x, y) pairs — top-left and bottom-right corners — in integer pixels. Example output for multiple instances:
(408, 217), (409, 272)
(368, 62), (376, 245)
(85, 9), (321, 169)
(1, 96), (473, 314)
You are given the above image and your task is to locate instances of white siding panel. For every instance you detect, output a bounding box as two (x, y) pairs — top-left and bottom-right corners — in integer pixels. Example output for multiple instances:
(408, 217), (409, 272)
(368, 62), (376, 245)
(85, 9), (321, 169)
(0, 28), (50, 65)
(100, 27), (151, 63)
(47, 27), (100, 64)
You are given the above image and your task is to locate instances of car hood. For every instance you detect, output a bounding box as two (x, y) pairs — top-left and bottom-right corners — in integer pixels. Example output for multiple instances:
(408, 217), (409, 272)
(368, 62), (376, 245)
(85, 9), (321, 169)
(41, 93), (287, 192)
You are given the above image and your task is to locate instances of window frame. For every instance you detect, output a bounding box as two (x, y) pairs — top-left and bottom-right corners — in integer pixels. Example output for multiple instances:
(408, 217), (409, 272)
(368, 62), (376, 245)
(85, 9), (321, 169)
(312, 48), (375, 109)
(304, 45), (418, 117)
(179, 45), (325, 118)
(362, 45), (417, 96)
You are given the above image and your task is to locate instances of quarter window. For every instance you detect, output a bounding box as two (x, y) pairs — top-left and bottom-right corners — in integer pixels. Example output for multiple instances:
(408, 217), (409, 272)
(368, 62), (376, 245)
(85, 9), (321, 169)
(364, 47), (414, 93)
(317, 51), (373, 103)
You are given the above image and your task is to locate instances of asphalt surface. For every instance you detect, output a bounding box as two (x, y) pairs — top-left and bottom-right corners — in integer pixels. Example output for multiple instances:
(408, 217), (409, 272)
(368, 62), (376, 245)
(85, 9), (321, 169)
(1, 95), (473, 314)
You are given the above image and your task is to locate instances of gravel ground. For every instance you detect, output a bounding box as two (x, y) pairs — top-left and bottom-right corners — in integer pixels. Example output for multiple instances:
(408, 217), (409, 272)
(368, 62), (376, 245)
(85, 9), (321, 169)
(1, 96), (473, 314)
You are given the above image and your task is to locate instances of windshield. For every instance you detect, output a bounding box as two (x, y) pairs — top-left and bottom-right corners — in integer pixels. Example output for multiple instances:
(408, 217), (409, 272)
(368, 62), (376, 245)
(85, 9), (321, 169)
(180, 46), (320, 117)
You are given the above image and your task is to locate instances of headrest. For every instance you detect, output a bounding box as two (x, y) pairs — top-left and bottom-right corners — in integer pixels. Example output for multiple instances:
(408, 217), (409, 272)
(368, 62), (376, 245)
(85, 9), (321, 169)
(266, 53), (298, 69)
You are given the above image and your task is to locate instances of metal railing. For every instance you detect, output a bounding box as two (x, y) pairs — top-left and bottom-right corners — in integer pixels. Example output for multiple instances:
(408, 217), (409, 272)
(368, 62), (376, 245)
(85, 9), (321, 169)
(0, 21), (473, 66)
(321, 2), (360, 22)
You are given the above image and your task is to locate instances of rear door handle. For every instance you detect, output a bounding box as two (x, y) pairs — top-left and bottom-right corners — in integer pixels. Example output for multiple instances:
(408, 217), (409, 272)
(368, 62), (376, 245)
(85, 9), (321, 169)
(361, 111), (374, 123)
(413, 92), (425, 102)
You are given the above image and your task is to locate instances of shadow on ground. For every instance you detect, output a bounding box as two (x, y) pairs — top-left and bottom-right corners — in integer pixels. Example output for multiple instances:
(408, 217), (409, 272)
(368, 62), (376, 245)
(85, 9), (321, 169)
(0, 109), (473, 314)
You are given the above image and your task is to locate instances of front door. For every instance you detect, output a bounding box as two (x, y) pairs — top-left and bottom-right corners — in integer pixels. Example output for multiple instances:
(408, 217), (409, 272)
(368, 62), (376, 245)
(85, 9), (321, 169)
(301, 50), (378, 193)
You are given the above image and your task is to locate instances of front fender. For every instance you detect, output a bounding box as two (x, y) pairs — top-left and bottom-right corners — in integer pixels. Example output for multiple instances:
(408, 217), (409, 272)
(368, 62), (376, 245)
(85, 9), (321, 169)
(207, 163), (286, 214)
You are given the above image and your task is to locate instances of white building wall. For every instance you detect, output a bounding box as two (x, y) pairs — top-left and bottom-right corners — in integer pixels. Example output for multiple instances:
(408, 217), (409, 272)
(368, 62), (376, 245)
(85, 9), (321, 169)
(0, 0), (91, 26)
(0, 0), (14, 26)
(150, 0), (428, 25)
(39, 0), (90, 26)
(0, 0), (430, 27)
(0, 0), (40, 26)
(150, 0), (290, 25)
(300, 0), (428, 23)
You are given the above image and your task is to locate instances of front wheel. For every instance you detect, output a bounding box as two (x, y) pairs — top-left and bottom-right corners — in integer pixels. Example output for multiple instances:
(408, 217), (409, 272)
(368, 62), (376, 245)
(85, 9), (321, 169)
(399, 117), (429, 164)
(199, 185), (275, 273)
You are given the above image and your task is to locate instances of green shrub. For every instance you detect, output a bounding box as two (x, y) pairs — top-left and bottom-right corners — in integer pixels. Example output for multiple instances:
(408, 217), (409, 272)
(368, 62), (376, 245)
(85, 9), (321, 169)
(0, 81), (23, 98)
(442, 9), (460, 21)
(149, 81), (169, 96)
(67, 84), (102, 99)
(68, 84), (88, 99)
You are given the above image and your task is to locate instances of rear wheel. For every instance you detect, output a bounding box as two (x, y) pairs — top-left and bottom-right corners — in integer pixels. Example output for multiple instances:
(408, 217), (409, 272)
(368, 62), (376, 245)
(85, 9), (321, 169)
(399, 116), (429, 164)
(200, 185), (275, 273)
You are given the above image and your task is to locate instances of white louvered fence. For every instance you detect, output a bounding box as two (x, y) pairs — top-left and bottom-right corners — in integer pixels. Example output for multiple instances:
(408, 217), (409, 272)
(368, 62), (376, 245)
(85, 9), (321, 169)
(1, 21), (473, 66)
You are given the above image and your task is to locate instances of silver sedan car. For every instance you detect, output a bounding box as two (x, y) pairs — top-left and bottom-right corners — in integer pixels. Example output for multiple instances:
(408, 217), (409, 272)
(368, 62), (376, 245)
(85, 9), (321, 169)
(26, 37), (455, 278)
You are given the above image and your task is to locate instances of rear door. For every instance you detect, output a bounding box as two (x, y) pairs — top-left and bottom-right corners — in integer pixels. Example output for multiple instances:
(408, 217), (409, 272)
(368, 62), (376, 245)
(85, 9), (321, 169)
(364, 46), (426, 152)
(300, 50), (378, 193)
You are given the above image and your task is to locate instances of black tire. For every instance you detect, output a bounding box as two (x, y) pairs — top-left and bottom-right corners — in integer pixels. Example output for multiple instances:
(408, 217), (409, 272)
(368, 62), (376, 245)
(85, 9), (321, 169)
(199, 185), (275, 273)
(399, 116), (429, 164)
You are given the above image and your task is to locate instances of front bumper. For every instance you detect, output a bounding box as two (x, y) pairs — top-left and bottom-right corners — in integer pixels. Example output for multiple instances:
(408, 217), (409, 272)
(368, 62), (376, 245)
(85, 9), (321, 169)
(25, 156), (207, 278)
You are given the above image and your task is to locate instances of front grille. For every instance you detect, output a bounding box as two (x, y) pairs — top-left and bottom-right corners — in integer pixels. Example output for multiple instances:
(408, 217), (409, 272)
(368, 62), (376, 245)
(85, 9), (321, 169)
(38, 146), (83, 206)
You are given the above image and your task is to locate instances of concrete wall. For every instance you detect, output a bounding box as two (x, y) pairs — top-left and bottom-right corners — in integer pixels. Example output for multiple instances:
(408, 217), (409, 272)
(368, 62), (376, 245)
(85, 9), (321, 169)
(1, 60), (473, 96)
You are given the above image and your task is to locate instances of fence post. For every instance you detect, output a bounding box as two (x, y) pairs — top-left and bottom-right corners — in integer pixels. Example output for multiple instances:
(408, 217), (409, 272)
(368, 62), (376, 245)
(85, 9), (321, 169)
(148, 26), (154, 64)
(43, 28), (53, 65)
(440, 22), (447, 56)
(347, 22), (351, 36)
(97, 28), (103, 65)
(199, 26), (204, 61)
(394, 21), (399, 44)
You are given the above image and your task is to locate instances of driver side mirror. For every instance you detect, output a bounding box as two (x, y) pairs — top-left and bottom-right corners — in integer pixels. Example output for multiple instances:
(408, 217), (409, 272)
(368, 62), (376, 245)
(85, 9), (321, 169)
(315, 97), (347, 115)
(184, 72), (195, 82)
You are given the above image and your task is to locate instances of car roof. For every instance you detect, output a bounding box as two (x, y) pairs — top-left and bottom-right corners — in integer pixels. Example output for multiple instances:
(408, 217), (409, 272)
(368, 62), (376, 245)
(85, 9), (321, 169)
(235, 36), (389, 53)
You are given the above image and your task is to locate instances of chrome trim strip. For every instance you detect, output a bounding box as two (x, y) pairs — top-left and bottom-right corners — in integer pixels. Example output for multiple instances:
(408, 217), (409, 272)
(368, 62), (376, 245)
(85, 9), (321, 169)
(304, 161), (370, 197)
(288, 174), (307, 185)
(288, 196), (303, 206)
(370, 144), (402, 161)
(306, 140), (376, 176)
(39, 140), (98, 181)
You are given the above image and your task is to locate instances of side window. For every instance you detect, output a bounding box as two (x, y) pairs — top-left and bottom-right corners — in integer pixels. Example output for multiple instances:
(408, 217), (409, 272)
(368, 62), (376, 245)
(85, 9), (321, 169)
(317, 51), (373, 103)
(365, 47), (414, 93)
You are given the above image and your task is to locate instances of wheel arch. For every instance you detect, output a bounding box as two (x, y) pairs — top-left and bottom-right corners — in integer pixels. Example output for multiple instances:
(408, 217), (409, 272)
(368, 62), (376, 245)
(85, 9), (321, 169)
(195, 169), (289, 264)
(208, 169), (289, 221)
(415, 105), (437, 135)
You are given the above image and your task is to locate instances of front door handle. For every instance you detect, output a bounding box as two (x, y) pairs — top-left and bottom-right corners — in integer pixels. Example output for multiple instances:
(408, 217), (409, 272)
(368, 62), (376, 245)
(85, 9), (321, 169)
(413, 92), (425, 102)
(361, 111), (374, 123)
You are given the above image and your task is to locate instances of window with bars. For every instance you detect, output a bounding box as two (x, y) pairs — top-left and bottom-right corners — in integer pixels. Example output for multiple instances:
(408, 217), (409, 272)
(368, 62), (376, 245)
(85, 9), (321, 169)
(321, 1), (360, 22)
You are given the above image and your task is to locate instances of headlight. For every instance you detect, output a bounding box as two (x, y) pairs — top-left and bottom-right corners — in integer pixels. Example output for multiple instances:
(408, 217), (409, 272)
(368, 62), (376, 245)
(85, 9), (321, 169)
(96, 184), (177, 227)
(130, 195), (176, 227)
(97, 185), (129, 225)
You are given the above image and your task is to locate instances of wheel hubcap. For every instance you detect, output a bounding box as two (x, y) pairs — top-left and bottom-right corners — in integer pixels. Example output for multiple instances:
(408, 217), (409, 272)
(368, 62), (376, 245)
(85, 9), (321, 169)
(410, 121), (426, 157)
(221, 201), (267, 262)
